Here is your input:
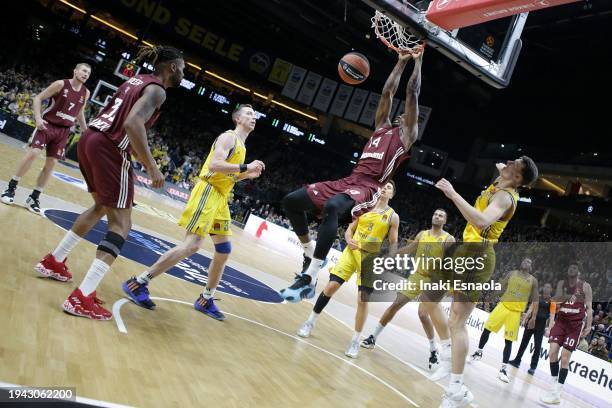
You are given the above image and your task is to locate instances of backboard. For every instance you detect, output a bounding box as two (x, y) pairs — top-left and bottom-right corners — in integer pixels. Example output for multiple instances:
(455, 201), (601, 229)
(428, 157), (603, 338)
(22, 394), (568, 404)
(362, 0), (527, 88)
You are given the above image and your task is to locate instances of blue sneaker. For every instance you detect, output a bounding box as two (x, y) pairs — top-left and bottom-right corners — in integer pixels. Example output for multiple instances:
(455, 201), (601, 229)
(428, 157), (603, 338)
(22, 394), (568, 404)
(194, 295), (225, 321)
(279, 274), (317, 303)
(122, 277), (156, 310)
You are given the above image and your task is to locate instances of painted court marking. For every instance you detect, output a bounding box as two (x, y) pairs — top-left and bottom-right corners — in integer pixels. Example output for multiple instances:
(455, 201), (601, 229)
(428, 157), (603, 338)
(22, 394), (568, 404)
(113, 296), (420, 407)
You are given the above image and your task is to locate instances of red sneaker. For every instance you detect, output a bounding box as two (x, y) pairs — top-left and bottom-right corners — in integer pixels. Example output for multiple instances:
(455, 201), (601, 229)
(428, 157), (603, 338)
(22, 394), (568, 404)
(35, 253), (72, 282)
(62, 288), (112, 321)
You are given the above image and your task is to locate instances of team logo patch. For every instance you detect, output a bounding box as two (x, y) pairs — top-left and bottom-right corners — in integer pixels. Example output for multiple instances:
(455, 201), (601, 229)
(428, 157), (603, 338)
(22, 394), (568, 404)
(44, 209), (283, 303)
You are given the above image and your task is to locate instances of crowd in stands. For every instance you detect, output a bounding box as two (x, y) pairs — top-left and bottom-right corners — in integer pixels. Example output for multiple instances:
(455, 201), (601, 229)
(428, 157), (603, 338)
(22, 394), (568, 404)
(1, 28), (611, 362)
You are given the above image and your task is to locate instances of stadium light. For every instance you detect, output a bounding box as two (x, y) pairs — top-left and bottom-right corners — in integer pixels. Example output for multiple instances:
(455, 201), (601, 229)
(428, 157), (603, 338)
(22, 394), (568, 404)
(187, 62), (202, 70)
(91, 16), (138, 40)
(270, 100), (318, 120)
(58, 0), (86, 14)
(59, 0), (317, 121)
(204, 70), (251, 93)
(540, 177), (565, 194)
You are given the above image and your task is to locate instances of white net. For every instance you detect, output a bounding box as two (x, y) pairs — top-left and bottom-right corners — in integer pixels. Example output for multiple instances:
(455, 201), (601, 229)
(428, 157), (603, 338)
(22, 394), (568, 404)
(371, 11), (424, 53)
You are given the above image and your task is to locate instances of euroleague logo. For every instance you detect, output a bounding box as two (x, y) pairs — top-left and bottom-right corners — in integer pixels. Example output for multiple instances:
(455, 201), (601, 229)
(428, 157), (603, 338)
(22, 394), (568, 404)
(45, 209), (283, 303)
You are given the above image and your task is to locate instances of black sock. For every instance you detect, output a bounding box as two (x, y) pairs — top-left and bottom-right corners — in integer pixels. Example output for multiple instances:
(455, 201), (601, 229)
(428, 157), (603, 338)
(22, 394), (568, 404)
(313, 293), (331, 314)
(550, 361), (560, 377)
(503, 340), (512, 364)
(30, 189), (41, 200)
(558, 368), (569, 384)
(478, 329), (491, 350)
(8, 178), (18, 189)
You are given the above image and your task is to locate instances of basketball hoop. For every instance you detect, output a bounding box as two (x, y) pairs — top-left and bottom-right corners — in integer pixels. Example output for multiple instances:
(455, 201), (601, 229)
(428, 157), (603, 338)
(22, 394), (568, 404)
(371, 10), (425, 54)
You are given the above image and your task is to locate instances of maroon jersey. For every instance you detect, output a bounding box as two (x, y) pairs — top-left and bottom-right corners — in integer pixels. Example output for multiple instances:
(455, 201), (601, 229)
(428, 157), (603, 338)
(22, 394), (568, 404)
(557, 280), (587, 322)
(352, 125), (410, 186)
(89, 74), (165, 151)
(43, 79), (88, 127)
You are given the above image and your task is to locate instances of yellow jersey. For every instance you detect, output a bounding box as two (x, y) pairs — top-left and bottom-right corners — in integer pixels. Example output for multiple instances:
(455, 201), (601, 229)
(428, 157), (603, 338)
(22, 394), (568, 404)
(463, 183), (519, 243)
(414, 229), (450, 276)
(199, 130), (246, 197)
(500, 270), (533, 312)
(353, 207), (395, 254)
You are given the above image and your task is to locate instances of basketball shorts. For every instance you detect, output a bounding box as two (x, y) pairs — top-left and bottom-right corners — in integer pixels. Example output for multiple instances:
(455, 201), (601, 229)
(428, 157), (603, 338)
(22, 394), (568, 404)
(78, 129), (133, 208)
(331, 247), (378, 288)
(443, 243), (496, 303)
(484, 303), (521, 341)
(29, 124), (71, 159)
(178, 180), (232, 237)
(399, 271), (431, 300)
(306, 174), (382, 218)
(549, 317), (584, 352)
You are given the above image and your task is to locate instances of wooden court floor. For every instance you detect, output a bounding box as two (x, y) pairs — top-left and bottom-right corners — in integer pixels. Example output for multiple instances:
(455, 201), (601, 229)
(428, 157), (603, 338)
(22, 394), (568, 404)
(0, 139), (595, 408)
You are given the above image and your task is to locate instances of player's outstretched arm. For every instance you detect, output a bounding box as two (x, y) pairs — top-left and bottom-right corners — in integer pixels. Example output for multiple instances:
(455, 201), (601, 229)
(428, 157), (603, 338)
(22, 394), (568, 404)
(374, 53), (411, 131)
(396, 230), (423, 256)
(32, 80), (64, 130)
(435, 179), (513, 231)
(399, 50), (423, 150)
(124, 84), (166, 188)
(552, 279), (570, 303)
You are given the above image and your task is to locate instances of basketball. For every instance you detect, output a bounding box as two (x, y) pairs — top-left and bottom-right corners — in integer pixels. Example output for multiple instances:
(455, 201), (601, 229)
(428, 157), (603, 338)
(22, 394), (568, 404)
(338, 52), (370, 84)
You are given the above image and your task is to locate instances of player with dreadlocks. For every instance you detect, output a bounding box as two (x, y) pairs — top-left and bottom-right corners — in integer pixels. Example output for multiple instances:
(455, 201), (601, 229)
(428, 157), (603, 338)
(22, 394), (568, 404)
(35, 45), (185, 320)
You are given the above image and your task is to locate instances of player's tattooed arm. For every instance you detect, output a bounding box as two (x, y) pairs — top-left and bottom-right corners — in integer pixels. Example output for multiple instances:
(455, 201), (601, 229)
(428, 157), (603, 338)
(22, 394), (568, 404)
(124, 84), (167, 188)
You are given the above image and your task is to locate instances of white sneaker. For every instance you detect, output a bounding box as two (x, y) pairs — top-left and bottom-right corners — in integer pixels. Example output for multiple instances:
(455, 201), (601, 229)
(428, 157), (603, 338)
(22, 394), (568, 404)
(439, 385), (474, 408)
(345, 341), (359, 359)
(297, 321), (314, 338)
(540, 384), (562, 405)
(498, 368), (510, 383)
(430, 359), (451, 381)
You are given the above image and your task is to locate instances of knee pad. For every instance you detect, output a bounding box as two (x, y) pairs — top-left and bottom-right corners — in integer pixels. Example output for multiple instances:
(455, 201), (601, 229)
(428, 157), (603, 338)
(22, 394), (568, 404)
(97, 231), (125, 258)
(214, 241), (232, 254)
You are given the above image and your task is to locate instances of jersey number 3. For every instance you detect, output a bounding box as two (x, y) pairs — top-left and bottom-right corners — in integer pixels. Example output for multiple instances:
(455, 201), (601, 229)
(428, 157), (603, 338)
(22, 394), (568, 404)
(101, 98), (124, 123)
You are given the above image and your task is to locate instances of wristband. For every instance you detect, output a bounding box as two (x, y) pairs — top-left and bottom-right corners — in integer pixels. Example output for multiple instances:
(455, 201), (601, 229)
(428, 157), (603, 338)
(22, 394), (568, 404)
(239, 164), (247, 173)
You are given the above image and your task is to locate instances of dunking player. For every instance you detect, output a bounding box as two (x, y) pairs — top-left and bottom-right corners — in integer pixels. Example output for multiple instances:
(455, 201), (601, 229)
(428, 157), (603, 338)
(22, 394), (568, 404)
(280, 50), (423, 302)
(424, 158), (538, 407)
(1, 63), (91, 214)
(296, 181), (399, 359)
(361, 209), (455, 371)
(540, 263), (592, 405)
(470, 257), (538, 383)
(121, 104), (264, 320)
(35, 45), (184, 320)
